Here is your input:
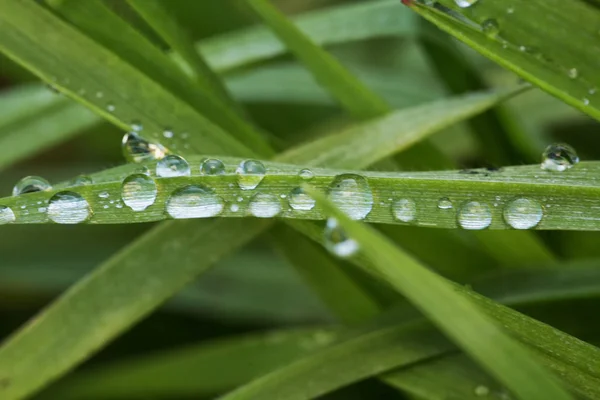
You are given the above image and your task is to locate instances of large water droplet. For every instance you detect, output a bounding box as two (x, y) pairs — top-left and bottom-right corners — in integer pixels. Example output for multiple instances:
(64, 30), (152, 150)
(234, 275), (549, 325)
(288, 187), (316, 211)
(503, 198), (543, 229)
(298, 168), (314, 180)
(458, 202), (492, 230)
(454, 0), (478, 7)
(0, 206), (16, 224)
(328, 174), (373, 220)
(438, 197), (453, 210)
(236, 160), (266, 190)
(166, 185), (224, 218)
(481, 19), (500, 36)
(249, 193), (281, 218)
(392, 199), (417, 222)
(200, 158), (226, 175)
(541, 143), (579, 172)
(13, 176), (52, 196)
(156, 155), (191, 177)
(48, 192), (91, 224)
(121, 174), (157, 211)
(324, 218), (358, 258)
(122, 132), (166, 163)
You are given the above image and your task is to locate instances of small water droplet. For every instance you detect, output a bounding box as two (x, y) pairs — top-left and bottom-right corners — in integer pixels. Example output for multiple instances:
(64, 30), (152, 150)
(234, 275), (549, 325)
(48, 192), (91, 224)
(0, 206), (16, 224)
(324, 218), (358, 258)
(103, 204), (109, 209)
(131, 121), (143, 132)
(98, 191), (110, 199)
(541, 143), (579, 171)
(454, 0), (478, 7)
(507, 7), (514, 14)
(474, 385), (490, 396)
(249, 193), (281, 218)
(121, 174), (157, 211)
(589, 87), (597, 95)
(458, 202), (492, 230)
(583, 98), (590, 106)
(328, 174), (373, 220)
(438, 197), (453, 209)
(96, 91), (104, 98)
(166, 185), (224, 218)
(237, 196), (244, 202)
(156, 155), (190, 177)
(503, 198), (543, 229)
(481, 19), (500, 36)
(71, 175), (93, 186)
(392, 199), (416, 222)
(163, 129), (174, 139)
(298, 168), (314, 180)
(288, 187), (315, 211)
(236, 160), (266, 190)
(116, 203), (123, 209)
(230, 203), (240, 212)
(106, 103), (115, 112)
(122, 132), (166, 163)
(13, 176), (52, 196)
(568, 68), (578, 79)
(200, 158), (226, 175)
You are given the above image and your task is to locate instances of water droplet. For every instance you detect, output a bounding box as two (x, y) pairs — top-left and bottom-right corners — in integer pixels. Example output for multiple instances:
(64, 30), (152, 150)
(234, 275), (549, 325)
(392, 199), (417, 222)
(324, 218), (358, 258)
(48, 192), (91, 224)
(454, 0), (478, 7)
(568, 68), (578, 79)
(458, 202), (492, 230)
(298, 168), (314, 180)
(503, 198), (543, 229)
(200, 158), (226, 175)
(236, 160), (266, 190)
(163, 129), (174, 139)
(106, 103), (115, 112)
(166, 185), (224, 218)
(230, 204), (240, 212)
(589, 87), (597, 95)
(121, 174), (157, 211)
(474, 385), (490, 396)
(13, 176), (52, 196)
(96, 91), (104, 98)
(122, 132), (166, 163)
(328, 174), (373, 220)
(249, 193), (281, 218)
(438, 197), (453, 209)
(0, 206), (16, 224)
(131, 121), (143, 132)
(116, 203), (123, 209)
(288, 187), (315, 211)
(98, 191), (110, 199)
(507, 7), (514, 14)
(481, 19), (500, 36)
(71, 175), (93, 186)
(156, 155), (190, 177)
(584, 98), (590, 106)
(541, 143), (579, 172)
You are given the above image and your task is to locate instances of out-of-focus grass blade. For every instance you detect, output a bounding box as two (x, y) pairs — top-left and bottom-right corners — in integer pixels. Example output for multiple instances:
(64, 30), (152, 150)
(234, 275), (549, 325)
(408, 0), (600, 121)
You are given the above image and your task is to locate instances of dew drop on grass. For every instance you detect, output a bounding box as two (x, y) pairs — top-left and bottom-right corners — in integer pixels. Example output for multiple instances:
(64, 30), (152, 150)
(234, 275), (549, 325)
(392, 198), (417, 222)
(503, 198), (543, 229)
(481, 19), (500, 36)
(106, 103), (115, 113)
(131, 121), (143, 132)
(458, 202), (492, 230)
(328, 174), (373, 220)
(230, 203), (240, 212)
(249, 193), (281, 218)
(156, 155), (191, 177)
(298, 168), (314, 180)
(474, 385), (490, 396)
(0, 206), (16, 224)
(122, 132), (167, 163)
(13, 176), (52, 196)
(568, 68), (578, 79)
(437, 197), (453, 209)
(163, 129), (174, 139)
(236, 160), (266, 190)
(121, 174), (157, 212)
(48, 192), (91, 224)
(98, 191), (109, 199)
(71, 175), (93, 186)
(200, 158), (226, 175)
(541, 143), (579, 171)
(288, 187), (316, 211)
(454, 0), (478, 7)
(324, 218), (359, 258)
(166, 185), (224, 218)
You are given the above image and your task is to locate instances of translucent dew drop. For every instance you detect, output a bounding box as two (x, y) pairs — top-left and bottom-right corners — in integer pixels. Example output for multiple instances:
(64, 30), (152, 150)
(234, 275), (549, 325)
(298, 168), (314, 180)
(481, 19), (500, 36)
(454, 0), (478, 7)
(249, 193), (281, 218)
(458, 202), (492, 230)
(163, 129), (174, 139)
(437, 197), (453, 209)
(48, 192), (91, 224)
(568, 68), (578, 79)
(131, 121), (143, 132)
(324, 218), (359, 258)
(166, 185), (224, 219)
(122, 132), (166, 163)
(474, 385), (490, 396)
(0, 206), (16, 224)
(230, 203), (240, 212)
(328, 174), (373, 220)
(288, 187), (316, 211)
(236, 160), (266, 190)
(156, 155), (191, 177)
(541, 143), (579, 172)
(98, 191), (110, 199)
(12, 176), (52, 196)
(503, 198), (543, 229)
(121, 174), (157, 212)
(71, 175), (93, 186)
(106, 103), (115, 112)
(392, 198), (417, 222)
(200, 158), (226, 175)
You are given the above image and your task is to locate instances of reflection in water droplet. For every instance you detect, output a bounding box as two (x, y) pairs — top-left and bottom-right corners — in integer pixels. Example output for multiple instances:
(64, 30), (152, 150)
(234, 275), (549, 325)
(122, 132), (166, 163)
(48, 192), (91, 224)
(481, 19), (500, 36)
(324, 218), (359, 258)
(454, 0), (478, 7)
(288, 187), (315, 211)
(13, 176), (52, 196)
(166, 185), (224, 218)
(392, 199), (417, 222)
(121, 174), (157, 211)
(236, 160), (266, 190)
(438, 197), (453, 209)
(298, 168), (314, 180)
(249, 193), (281, 218)
(568, 68), (578, 79)
(541, 143), (579, 172)
(503, 198), (543, 229)
(200, 158), (226, 175)
(328, 174), (373, 220)
(0, 206), (16, 224)
(156, 155), (191, 177)
(458, 202), (492, 230)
